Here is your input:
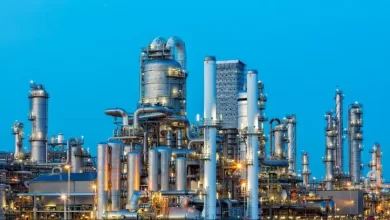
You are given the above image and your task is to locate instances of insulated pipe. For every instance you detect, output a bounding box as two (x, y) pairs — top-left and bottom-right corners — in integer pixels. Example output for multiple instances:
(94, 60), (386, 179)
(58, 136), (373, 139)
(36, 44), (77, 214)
(166, 130), (173, 147)
(97, 143), (109, 220)
(127, 152), (140, 208)
(166, 36), (186, 69)
(274, 124), (286, 159)
(269, 118), (281, 156)
(246, 69), (260, 219)
(176, 157), (187, 190)
(133, 107), (174, 130)
(105, 108), (129, 126)
(202, 56), (217, 220)
(148, 149), (159, 191)
(164, 116), (196, 141)
(302, 152), (311, 187)
(12, 121), (24, 160)
(335, 89), (344, 173)
(102, 210), (138, 220)
(237, 91), (248, 181)
(160, 190), (198, 196)
(108, 141), (122, 211)
(348, 102), (363, 185)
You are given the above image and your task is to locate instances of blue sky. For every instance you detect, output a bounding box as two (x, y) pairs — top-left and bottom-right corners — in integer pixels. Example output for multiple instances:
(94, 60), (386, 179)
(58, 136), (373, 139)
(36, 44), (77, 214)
(1, 0), (389, 180)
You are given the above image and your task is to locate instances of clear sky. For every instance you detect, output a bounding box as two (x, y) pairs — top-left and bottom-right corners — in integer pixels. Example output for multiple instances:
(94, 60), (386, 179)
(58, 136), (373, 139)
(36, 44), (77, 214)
(1, 0), (389, 181)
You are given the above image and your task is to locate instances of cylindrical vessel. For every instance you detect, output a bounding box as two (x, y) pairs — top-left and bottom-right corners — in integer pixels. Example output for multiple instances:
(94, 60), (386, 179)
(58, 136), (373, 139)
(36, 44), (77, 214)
(237, 91), (248, 168)
(286, 115), (296, 174)
(202, 56), (218, 219)
(158, 147), (172, 190)
(302, 152), (311, 187)
(348, 103), (363, 185)
(12, 122), (24, 160)
(246, 70), (260, 219)
(324, 113), (336, 190)
(29, 83), (49, 163)
(71, 144), (83, 173)
(57, 133), (64, 145)
(176, 157), (187, 190)
(148, 149), (159, 191)
(97, 143), (108, 220)
(177, 130), (183, 149)
(143, 131), (148, 164)
(108, 141), (122, 211)
(335, 89), (344, 172)
(274, 124), (286, 159)
(166, 130), (173, 147)
(127, 152), (140, 205)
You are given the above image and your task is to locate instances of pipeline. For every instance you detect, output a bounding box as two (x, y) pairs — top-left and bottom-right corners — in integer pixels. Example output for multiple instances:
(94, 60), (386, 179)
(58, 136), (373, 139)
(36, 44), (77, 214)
(133, 106), (174, 130)
(37, 138), (78, 166)
(105, 108), (129, 126)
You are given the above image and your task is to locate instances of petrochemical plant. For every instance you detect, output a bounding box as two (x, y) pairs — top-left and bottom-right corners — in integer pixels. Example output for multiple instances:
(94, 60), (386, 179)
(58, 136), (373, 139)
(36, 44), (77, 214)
(1, 36), (389, 219)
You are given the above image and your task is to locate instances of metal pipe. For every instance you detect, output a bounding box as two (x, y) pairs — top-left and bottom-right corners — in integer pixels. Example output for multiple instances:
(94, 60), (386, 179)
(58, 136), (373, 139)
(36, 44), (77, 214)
(166, 130), (173, 147)
(302, 152), (311, 187)
(28, 82), (49, 163)
(143, 131), (148, 164)
(127, 152), (140, 209)
(237, 91), (248, 181)
(128, 191), (148, 211)
(160, 190), (198, 196)
(274, 124), (286, 159)
(166, 36), (186, 69)
(133, 106), (174, 130)
(97, 142), (108, 220)
(148, 149), (159, 191)
(12, 121), (24, 160)
(202, 56), (217, 220)
(108, 140), (122, 211)
(172, 149), (195, 155)
(246, 69), (260, 219)
(176, 157), (187, 190)
(261, 159), (289, 167)
(102, 210), (138, 219)
(105, 108), (129, 126)
(269, 118), (281, 157)
(286, 115), (296, 174)
(37, 138), (78, 166)
(335, 88), (344, 173)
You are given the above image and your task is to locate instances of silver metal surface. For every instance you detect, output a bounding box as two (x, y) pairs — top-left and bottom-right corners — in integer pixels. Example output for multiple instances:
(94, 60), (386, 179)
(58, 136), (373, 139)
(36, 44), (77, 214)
(166, 36), (187, 69)
(127, 152), (140, 207)
(28, 82), (49, 163)
(177, 129), (183, 149)
(148, 149), (159, 191)
(335, 89), (344, 173)
(274, 124), (286, 159)
(133, 106), (174, 130)
(97, 142), (108, 220)
(302, 152), (311, 187)
(108, 141), (122, 211)
(12, 121), (24, 160)
(105, 108), (129, 126)
(176, 157), (187, 190)
(324, 112), (336, 190)
(157, 147), (172, 191)
(102, 210), (138, 219)
(166, 130), (173, 147)
(128, 191), (147, 211)
(167, 207), (201, 219)
(285, 115), (296, 174)
(348, 102), (363, 185)
(71, 144), (83, 173)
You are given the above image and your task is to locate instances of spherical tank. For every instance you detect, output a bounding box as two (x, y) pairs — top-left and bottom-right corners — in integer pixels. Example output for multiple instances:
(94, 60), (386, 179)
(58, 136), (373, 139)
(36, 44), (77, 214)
(142, 59), (185, 114)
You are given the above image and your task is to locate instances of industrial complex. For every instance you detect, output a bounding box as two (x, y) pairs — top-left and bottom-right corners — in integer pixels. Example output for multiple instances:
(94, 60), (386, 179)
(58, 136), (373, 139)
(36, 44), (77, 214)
(1, 36), (389, 219)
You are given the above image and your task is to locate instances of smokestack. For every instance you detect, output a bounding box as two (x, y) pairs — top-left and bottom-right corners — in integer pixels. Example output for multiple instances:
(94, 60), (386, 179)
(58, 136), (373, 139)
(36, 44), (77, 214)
(202, 56), (217, 219)
(302, 152), (311, 188)
(348, 102), (363, 185)
(246, 70), (260, 219)
(28, 82), (49, 163)
(335, 89), (344, 173)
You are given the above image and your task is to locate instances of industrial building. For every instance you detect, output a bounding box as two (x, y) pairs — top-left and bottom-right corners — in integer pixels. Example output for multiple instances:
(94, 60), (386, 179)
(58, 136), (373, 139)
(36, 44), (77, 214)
(0, 36), (389, 219)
